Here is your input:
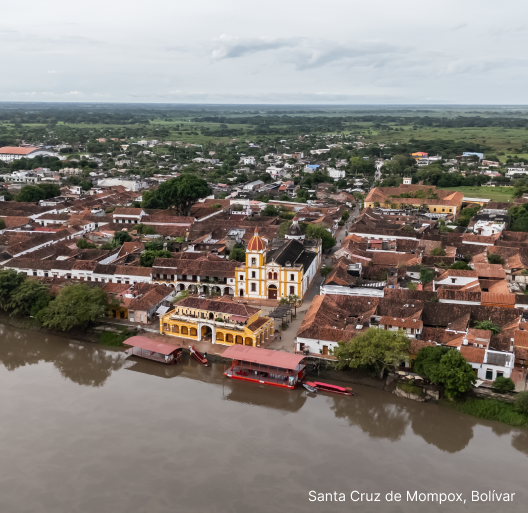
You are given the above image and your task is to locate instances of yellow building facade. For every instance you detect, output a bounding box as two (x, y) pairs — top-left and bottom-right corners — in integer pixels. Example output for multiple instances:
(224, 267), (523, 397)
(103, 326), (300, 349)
(235, 228), (321, 300)
(160, 297), (274, 347)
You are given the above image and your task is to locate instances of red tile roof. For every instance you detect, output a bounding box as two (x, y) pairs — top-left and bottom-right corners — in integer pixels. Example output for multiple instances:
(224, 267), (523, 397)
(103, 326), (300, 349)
(460, 346), (485, 364)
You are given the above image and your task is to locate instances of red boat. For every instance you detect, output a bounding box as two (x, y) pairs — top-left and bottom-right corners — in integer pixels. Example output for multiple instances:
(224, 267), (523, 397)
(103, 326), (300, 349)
(222, 346), (306, 389)
(305, 381), (353, 396)
(189, 346), (209, 366)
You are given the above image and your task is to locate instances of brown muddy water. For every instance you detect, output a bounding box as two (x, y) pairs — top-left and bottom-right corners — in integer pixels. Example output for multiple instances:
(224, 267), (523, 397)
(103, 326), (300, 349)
(1, 325), (527, 513)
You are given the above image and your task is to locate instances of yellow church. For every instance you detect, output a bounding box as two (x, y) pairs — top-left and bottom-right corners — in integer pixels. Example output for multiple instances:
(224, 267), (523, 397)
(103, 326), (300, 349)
(235, 223), (322, 301)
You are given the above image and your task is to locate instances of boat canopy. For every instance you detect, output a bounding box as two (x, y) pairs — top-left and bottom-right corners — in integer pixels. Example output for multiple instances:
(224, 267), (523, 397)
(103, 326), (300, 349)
(124, 336), (180, 356)
(222, 345), (305, 370)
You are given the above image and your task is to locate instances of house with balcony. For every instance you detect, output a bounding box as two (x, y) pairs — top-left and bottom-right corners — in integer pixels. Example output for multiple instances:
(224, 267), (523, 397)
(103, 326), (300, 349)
(151, 254), (239, 296)
(160, 297), (274, 346)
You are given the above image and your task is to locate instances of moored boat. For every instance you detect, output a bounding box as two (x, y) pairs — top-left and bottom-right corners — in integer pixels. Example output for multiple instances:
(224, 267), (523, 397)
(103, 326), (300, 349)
(189, 346), (209, 366)
(124, 336), (182, 365)
(223, 345), (306, 389)
(305, 381), (353, 396)
(303, 383), (317, 393)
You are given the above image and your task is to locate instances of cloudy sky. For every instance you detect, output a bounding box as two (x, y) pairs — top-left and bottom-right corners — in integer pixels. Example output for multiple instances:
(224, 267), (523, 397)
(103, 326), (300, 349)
(2, 0), (527, 104)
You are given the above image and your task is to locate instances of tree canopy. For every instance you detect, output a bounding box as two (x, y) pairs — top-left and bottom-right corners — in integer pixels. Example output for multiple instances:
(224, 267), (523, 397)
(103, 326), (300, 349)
(0, 269), (25, 310)
(474, 319), (501, 335)
(420, 267), (434, 285)
(305, 224), (336, 251)
(113, 231), (132, 246)
(414, 346), (476, 398)
(450, 261), (472, 271)
(139, 249), (172, 267)
(141, 175), (212, 216)
(36, 283), (112, 331)
(7, 280), (51, 317)
(492, 376), (515, 393)
(229, 243), (246, 262)
(261, 204), (280, 217)
(77, 238), (96, 249)
(15, 184), (61, 202)
(334, 328), (410, 377)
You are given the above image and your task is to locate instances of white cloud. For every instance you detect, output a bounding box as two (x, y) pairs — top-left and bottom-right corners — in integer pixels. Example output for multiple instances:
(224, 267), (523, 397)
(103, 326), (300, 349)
(210, 35), (407, 71)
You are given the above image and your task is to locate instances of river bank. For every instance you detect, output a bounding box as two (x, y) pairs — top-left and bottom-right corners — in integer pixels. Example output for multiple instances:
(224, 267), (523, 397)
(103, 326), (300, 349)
(3, 312), (527, 430)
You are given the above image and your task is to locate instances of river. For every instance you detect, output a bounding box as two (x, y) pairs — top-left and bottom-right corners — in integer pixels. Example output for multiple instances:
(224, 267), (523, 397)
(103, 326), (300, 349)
(1, 324), (527, 513)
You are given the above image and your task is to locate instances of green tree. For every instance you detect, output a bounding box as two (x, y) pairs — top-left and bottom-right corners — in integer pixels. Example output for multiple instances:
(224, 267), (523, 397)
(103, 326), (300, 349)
(420, 267), (434, 285)
(8, 280), (51, 317)
(0, 269), (25, 310)
(36, 183), (61, 198)
(141, 175), (212, 216)
(413, 345), (450, 379)
(450, 261), (472, 270)
(488, 254), (505, 265)
(279, 294), (300, 317)
(305, 224), (336, 251)
(37, 283), (113, 331)
(144, 240), (164, 252)
(113, 231), (132, 246)
(511, 217), (528, 232)
(492, 376), (515, 393)
(341, 210), (350, 221)
(261, 204), (280, 217)
(320, 265), (333, 277)
(139, 250), (172, 267)
(36, 283), (112, 331)
(474, 319), (501, 335)
(514, 391), (528, 414)
(136, 224), (157, 235)
(414, 346), (476, 398)
(16, 185), (47, 202)
(229, 243), (246, 262)
(0, 218), (5, 230)
(76, 238), (96, 249)
(430, 247), (446, 256)
(334, 328), (410, 377)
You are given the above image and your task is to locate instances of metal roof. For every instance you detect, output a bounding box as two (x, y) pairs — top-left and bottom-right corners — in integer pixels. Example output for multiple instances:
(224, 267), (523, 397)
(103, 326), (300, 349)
(123, 336), (180, 355)
(222, 345), (305, 370)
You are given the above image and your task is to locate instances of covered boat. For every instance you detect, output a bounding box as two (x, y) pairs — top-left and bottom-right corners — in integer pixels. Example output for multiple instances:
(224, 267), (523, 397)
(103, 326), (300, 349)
(124, 336), (183, 365)
(223, 345), (306, 389)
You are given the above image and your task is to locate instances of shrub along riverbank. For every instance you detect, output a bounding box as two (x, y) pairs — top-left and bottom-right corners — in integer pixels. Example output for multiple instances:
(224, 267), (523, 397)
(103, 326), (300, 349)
(97, 328), (137, 347)
(441, 397), (528, 427)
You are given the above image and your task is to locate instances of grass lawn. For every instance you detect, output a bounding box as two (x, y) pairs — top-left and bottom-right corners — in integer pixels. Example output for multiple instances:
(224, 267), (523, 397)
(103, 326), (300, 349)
(439, 186), (514, 203)
(368, 125), (528, 155)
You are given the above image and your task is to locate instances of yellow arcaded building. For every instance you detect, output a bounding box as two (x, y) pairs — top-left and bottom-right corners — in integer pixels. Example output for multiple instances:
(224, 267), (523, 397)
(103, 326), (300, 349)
(160, 297), (273, 346)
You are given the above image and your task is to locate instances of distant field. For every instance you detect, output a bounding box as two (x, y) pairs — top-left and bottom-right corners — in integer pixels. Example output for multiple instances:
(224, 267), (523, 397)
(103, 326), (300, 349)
(369, 125), (528, 158)
(439, 186), (514, 203)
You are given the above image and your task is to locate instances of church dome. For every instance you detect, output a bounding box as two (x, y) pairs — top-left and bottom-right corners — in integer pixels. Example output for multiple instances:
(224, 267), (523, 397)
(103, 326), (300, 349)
(247, 229), (265, 252)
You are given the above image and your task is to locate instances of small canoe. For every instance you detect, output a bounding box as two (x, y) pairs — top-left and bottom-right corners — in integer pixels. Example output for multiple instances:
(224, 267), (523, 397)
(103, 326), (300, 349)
(189, 346), (209, 366)
(303, 383), (317, 393)
(306, 381), (353, 396)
